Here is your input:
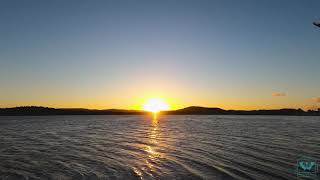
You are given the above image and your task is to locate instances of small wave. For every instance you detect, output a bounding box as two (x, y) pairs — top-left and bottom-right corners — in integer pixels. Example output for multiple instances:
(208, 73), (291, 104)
(0, 115), (319, 179)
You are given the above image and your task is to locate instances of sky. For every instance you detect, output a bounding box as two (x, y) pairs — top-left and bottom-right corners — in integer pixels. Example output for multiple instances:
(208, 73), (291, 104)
(0, 0), (319, 110)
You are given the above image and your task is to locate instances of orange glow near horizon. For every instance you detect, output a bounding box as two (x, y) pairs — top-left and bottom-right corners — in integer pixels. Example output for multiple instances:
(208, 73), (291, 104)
(143, 98), (169, 113)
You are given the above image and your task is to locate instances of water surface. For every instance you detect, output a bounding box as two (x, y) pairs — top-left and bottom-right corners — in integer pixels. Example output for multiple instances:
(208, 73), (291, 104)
(0, 115), (319, 179)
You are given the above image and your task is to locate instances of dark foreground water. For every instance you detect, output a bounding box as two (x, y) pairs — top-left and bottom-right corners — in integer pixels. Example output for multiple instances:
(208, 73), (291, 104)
(0, 115), (319, 180)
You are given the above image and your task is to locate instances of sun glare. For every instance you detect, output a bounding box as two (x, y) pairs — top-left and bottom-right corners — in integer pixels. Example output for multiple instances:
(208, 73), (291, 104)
(143, 98), (169, 113)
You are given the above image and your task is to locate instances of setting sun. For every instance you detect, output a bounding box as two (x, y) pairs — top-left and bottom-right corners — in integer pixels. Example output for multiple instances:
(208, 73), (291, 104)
(143, 98), (169, 113)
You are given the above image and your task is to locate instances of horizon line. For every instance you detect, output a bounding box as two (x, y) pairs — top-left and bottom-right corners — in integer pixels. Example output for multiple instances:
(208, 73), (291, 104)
(0, 105), (318, 111)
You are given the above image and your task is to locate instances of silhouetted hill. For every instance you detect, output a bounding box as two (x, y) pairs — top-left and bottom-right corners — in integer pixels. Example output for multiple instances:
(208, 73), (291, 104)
(0, 106), (319, 116)
(165, 106), (226, 115)
(165, 106), (319, 116)
(0, 106), (145, 116)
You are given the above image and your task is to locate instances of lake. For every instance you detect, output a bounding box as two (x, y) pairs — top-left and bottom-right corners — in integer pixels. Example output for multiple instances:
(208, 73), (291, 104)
(0, 115), (319, 180)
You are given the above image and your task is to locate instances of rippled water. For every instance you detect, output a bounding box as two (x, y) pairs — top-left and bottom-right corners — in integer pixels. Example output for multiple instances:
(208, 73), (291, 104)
(0, 115), (319, 180)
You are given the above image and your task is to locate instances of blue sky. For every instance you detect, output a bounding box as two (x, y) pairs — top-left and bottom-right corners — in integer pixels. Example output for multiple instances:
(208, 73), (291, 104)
(0, 0), (319, 110)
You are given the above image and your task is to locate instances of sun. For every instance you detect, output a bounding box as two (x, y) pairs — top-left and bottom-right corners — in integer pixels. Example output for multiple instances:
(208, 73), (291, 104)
(143, 98), (169, 113)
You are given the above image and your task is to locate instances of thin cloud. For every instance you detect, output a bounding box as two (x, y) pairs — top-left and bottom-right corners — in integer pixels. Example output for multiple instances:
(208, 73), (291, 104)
(272, 92), (286, 97)
(312, 97), (320, 103)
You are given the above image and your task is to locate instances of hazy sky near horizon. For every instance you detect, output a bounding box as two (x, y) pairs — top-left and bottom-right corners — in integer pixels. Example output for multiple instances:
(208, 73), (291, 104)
(0, 0), (319, 110)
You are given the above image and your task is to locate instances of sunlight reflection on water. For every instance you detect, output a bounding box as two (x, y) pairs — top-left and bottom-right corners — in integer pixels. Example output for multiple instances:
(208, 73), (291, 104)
(133, 114), (163, 179)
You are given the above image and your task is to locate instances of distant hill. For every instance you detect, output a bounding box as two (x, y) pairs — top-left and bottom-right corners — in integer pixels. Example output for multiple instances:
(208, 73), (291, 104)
(165, 106), (318, 116)
(165, 106), (226, 115)
(0, 106), (319, 116)
(0, 106), (145, 116)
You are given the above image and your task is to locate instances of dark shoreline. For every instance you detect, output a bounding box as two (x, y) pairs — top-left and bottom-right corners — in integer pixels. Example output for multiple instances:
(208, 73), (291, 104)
(0, 106), (319, 116)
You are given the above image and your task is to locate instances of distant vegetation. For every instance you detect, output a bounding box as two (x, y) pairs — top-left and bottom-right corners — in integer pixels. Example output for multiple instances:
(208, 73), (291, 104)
(0, 106), (145, 116)
(164, 106), (320, 116)
(0, 106), (319, 116)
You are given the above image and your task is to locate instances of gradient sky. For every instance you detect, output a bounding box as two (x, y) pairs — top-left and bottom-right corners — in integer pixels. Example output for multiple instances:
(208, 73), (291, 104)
(1, 0), (319, 110)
